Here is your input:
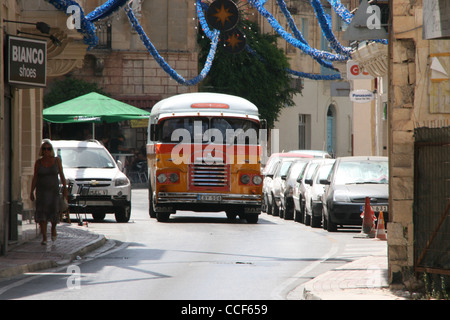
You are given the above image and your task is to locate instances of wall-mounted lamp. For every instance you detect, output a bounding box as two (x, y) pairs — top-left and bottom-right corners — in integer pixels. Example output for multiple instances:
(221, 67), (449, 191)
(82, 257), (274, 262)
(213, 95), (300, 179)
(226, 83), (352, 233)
(3, 19), (61, 46)
(3, 19), (51, 34)
(16, 30), (61, 46)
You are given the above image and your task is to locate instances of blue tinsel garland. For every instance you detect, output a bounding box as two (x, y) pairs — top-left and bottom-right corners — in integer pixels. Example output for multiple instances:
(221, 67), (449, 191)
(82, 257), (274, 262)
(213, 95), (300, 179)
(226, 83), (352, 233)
(86, 0), (128, 22)
(326, 0), (388, 44)
(247, 0), (349, 62)
(125, 2), (220, 86)
(45, 0), (97, 49)
(309, 0), (352, 56)
(327, 0), (352, 24)
(45, 0), (350, 82)
(276, 0), (336, 71)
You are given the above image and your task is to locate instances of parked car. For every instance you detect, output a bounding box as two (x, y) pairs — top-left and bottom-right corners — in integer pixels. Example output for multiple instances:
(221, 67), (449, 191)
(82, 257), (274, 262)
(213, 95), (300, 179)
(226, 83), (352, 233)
(294, 159), (323, 223)
(263, 159), (281, 214)
(270, 159), (297, 216)
(262, 152), (312, 214)
(288, 150), (332, 158)
(303, 159), (335, 227)
(51, 140), (132, 223)
(280, 159), (310, 220)
(321, 156), (389, 232)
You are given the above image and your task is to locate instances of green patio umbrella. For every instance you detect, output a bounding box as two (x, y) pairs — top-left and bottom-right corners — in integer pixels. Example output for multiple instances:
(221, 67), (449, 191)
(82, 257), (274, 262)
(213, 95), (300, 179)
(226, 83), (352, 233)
(43, 92), (151, 137)
(43, 92), (151, 123)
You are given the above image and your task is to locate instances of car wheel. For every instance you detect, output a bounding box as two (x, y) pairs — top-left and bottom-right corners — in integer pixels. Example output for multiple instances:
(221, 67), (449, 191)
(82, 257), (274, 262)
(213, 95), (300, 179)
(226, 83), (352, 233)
(92, 212), (106, 222)
(273, 203), (280, 217)
(326, 212), (338, 232)
(311, 215), (321, 228)
(322, 210), (328, 230)
(115, 206), (131, 223)
(284, 199), (294, 220)
(304, 210), (311, 226)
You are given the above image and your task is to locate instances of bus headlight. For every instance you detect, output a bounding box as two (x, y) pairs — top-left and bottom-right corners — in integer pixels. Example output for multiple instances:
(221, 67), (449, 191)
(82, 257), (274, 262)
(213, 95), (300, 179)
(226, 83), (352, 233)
(252, 175), (263, 185)
(157, 173), (167, 183)
(240, 174), (250, 184)
(168, 173), (179, 183)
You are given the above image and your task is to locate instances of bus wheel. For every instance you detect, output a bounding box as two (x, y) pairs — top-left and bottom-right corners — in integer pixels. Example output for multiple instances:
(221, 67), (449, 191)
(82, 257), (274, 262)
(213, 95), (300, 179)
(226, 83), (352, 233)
(149, 186), (156, 218)
(226, 211), (238, 220)
(156, 212), (170, 222)
(246, 213), (259, 224)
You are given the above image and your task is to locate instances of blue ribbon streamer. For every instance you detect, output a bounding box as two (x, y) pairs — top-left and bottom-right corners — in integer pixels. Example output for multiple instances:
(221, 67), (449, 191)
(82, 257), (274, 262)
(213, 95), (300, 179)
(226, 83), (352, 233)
(247, 0), (349, 62)
(45, 0), (98, 49)
(125, 2), (220, 86)
(309, 0), (352, 56)
(326, 0), (387, 44)
(276, 0), (337, 71)
(86, 0), (128, 22)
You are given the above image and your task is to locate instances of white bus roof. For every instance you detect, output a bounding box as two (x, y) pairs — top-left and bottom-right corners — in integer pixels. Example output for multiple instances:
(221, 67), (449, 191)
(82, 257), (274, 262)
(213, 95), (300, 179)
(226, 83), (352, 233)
(151, 93), (260, 120)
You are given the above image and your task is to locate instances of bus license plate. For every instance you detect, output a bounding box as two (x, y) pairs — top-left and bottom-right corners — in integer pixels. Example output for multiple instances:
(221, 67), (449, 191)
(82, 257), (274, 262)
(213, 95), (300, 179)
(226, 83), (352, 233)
(198, 194), (221, 202)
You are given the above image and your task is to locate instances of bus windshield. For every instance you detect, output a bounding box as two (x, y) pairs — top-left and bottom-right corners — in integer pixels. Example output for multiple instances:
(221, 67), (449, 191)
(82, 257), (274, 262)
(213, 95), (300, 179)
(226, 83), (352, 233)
(159, 117), (260, 144)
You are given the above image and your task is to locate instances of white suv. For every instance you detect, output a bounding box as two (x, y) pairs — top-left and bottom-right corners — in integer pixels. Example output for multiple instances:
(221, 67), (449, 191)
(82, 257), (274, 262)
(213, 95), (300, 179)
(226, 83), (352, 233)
(51, 140), (132, 222)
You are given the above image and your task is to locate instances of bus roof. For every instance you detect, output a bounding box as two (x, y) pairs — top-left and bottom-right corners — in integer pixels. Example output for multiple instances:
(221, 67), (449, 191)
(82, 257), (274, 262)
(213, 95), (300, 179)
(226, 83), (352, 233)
(151, 93), (260, 120)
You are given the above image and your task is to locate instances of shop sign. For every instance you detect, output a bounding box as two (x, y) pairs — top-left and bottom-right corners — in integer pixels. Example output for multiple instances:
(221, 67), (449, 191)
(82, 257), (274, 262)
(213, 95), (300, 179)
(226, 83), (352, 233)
(349, 89), (374, 103)
(7, 36), (47, 87)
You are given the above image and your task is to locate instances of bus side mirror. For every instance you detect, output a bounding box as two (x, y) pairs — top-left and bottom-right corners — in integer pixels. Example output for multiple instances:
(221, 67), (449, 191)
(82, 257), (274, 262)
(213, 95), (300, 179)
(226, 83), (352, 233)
(260, 119), (267, 129)
(150, 124), (158, 141)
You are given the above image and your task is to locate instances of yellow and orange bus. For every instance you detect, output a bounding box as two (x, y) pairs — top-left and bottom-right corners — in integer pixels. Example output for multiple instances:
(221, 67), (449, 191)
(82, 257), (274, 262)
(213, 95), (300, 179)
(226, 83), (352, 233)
(147, 92), (265, 223)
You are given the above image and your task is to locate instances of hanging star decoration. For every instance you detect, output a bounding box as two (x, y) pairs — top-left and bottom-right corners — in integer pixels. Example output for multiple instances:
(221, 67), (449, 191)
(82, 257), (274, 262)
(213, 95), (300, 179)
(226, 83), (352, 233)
(226, 32), (241, 49)
(213, 2), (233, 27)
(206, 0), (239, 31)
(223, 29), (246, 54)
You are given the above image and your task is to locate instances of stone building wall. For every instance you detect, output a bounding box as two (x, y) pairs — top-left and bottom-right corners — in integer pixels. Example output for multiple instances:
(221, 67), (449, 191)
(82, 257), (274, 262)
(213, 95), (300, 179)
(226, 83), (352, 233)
(388, 0), (450, 283)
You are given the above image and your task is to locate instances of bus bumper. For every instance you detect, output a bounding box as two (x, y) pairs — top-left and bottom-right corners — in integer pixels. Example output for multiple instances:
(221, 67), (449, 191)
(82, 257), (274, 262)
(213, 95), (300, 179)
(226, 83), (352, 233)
(155, 192), (262, 213)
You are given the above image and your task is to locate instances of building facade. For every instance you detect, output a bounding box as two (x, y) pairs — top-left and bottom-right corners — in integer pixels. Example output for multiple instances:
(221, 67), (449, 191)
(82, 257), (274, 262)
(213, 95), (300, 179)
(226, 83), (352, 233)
(387, 0), (450, 283)
(0, 0), (91, 252)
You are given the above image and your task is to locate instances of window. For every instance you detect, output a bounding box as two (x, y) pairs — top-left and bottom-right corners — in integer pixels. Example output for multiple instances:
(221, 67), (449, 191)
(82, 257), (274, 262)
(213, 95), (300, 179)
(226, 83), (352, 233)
(298, 114), (311, 150)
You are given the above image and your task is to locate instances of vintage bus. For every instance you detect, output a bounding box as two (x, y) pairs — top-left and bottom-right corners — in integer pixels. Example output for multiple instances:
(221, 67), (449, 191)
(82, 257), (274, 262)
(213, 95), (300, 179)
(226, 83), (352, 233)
(147, 92), (265, 223)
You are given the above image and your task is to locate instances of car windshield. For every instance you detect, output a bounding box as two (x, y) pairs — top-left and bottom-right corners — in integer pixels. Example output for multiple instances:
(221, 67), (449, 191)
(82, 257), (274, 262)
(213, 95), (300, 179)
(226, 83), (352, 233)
(315, 163), (333, 184)
(277, 161), (293, 177)
(57, 147), (116, 169)
(334, 161), (388, 185)
(305, 163), (319, 180)
(288, 161), (308, 180)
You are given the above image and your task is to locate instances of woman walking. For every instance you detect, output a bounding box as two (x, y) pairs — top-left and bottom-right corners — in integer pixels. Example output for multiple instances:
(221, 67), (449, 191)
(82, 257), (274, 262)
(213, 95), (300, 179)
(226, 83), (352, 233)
(30, 140), (68, 245)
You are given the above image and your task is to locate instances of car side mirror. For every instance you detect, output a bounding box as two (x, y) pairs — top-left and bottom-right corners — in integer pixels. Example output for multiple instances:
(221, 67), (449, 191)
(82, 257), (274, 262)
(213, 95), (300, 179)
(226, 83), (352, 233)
(305, 178), (313, 185)
(320, 179), (330, 185)
(117, 160), (124, 171)
(281, 175), (287, 180)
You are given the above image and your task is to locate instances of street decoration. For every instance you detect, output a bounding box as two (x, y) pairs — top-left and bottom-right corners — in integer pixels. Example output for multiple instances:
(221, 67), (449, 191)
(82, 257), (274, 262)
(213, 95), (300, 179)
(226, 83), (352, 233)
(44, 0), (387, 84)
(206, 0), (239, 31)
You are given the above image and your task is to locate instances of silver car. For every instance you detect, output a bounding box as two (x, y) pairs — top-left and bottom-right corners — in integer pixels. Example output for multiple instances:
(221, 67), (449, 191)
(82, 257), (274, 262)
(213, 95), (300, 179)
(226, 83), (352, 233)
(280, 159), (310, 220)
(304, 159), (335, 227)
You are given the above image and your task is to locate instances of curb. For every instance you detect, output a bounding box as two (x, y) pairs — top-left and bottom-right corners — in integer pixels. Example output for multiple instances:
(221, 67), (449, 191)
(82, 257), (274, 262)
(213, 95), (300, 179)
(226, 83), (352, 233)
(0, 233), (107, 280)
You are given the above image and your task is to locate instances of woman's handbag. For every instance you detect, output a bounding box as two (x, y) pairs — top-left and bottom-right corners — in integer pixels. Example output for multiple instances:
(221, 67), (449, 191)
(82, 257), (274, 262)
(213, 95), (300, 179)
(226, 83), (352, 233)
(60, 196), (69, 213)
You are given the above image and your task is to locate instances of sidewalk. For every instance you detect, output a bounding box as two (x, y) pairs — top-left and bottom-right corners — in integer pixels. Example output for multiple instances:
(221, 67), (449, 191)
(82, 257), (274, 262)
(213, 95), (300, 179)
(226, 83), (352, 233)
(289, 244), (411, 300)
(0, 223), (106, 279)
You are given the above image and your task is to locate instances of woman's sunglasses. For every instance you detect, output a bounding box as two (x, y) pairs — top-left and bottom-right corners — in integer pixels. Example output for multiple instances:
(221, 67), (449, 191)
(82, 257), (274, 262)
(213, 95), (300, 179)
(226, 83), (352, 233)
(42, 147), (52, 151)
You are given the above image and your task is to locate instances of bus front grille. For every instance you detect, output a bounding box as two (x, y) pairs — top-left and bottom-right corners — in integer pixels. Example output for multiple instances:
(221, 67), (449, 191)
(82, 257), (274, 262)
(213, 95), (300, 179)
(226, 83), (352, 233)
(189, 163), (230, 190)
